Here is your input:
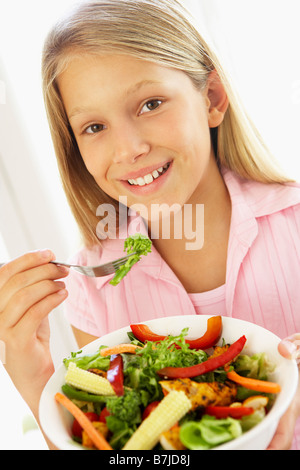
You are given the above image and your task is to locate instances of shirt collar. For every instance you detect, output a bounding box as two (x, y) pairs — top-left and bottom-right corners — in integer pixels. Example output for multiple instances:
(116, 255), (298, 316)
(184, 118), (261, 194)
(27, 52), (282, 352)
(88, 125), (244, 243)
(222, 167), (300, 218)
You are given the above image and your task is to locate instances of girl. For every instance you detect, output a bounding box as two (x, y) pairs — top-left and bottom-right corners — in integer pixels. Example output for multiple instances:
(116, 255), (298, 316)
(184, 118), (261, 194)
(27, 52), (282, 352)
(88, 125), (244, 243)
(0, 0), (299, 450)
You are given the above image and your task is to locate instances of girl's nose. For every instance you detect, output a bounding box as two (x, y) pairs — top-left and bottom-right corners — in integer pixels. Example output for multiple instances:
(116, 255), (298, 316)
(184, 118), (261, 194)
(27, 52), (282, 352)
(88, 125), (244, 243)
(112, 121), (151, 164)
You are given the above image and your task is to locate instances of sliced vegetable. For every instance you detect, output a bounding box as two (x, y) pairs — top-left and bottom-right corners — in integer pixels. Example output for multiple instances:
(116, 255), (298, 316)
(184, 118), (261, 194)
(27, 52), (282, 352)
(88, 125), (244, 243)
(122, 391), (192, 450)
(72, 412), (99, 439)
(157, 336), (247, 378)
(82, 421), (110, 449)
(179, 415), (242, 450)
(61, 384), (108, 403)
(205, 405), (254, 419)
(99, 407), (110, 423)
(55, 392), (112, 450)
(242, 395), (269, 410)
(130, 316), (222, 350)
(65, 362), (115, 396)
(107, 354), (124, 396)
(186, 316), (222, 349)
(130, 324), (166, 343)
(100, 343), (142, 357)
(227, 370), (281, 394)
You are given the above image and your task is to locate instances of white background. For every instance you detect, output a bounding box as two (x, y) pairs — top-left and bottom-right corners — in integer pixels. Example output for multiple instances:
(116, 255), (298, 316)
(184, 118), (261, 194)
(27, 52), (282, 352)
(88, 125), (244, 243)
(0, 0), (299, 449)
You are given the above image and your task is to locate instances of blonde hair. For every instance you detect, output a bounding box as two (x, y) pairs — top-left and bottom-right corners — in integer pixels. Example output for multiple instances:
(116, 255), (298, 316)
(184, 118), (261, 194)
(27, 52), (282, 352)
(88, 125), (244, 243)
(42, 0), (291, 247)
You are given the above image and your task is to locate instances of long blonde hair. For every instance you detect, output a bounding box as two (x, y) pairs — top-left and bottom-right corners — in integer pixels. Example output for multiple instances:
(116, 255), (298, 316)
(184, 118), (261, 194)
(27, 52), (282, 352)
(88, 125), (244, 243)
(42, 0), (291, 247)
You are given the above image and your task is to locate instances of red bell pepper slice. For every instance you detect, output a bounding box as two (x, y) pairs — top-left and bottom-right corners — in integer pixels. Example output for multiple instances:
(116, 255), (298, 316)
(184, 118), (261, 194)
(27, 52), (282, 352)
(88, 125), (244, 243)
(205, 406), (254, 419)
(157, 335), (247, 378)
(107, 354), (124, 396)
(185, 316), (222, 349)
(130, 324), (166, 343)
(130, 316), (222, 350)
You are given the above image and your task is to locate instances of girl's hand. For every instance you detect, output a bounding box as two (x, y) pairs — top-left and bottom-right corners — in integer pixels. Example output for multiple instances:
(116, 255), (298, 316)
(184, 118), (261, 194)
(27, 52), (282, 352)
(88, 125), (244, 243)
(0, 250), (69, 418)
(278, 334), (300, 363)
(267, 334), (300, 450)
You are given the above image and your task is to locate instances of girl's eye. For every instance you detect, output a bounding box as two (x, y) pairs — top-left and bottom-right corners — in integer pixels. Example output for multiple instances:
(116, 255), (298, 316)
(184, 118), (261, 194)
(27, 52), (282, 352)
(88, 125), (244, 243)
(140, 99), (162, 114)
(84, 123), (105, 134)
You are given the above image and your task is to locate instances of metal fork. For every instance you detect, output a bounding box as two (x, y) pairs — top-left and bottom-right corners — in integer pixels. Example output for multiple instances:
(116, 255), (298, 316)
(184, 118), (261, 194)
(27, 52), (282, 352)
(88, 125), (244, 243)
(0, 253), (137, 278)
(50, 253), (137, 277)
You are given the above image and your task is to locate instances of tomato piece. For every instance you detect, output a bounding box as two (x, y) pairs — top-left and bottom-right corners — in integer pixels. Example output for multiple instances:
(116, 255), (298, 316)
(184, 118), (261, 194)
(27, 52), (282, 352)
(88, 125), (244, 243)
(99, 407), (110, 423)
(205, 406), (254, 419)
(107, 354), (124, 396)
(157, 335), (247, 378)
(142, 401), (160, 420)
(130, 316), (222, 350)
(71, 412), (99, 438)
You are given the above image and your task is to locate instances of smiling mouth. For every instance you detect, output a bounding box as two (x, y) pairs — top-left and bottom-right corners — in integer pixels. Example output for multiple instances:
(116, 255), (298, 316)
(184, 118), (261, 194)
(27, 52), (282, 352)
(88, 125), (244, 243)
(127, 162), (171, 187)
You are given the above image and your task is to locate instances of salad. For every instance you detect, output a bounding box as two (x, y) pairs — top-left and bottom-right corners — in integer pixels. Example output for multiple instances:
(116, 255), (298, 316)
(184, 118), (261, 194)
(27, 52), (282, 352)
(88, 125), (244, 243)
(55, 316), (281, 450)
(109, 233), (152, 286)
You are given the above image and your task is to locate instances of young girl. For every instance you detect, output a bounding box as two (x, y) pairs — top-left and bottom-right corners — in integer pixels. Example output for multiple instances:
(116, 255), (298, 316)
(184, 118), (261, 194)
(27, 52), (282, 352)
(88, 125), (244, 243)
(0, 0), (299, 450)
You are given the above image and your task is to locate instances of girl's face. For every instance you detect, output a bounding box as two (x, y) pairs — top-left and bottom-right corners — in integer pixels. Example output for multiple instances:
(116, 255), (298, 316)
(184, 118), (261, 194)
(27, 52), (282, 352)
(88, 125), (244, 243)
(58, 54), (221, 217)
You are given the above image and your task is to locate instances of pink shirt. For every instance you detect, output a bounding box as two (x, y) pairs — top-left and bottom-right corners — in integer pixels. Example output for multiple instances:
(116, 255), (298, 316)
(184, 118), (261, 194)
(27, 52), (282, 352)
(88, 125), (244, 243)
(64, 168), (300, 448)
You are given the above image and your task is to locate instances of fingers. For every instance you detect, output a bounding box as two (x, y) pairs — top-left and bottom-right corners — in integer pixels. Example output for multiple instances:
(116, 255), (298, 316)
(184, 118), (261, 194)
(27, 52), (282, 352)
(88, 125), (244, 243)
(278, 334), (300, 363)
(0, 249), (70, 333)
(0, 261), (69, 312)
(0, 249), (55, 291)
(14, 288), (68, 341)
(1, 278), (67, 329)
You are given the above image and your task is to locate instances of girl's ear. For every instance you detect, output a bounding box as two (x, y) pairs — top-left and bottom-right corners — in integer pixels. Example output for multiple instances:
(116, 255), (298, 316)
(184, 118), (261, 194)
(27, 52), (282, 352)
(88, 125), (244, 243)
(205, 70), (229, 128)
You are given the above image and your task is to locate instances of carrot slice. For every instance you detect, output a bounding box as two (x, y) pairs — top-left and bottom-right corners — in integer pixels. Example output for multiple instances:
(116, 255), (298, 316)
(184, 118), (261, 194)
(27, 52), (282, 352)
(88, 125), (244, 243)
(100, 343), (143, 357)
(55, 392), (112, 450)
(227, 370), (281, 394)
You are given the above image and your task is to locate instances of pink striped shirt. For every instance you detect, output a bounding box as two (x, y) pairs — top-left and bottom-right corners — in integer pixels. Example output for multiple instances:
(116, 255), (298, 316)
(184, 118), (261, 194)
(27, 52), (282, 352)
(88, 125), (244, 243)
(64, 168), (300, 448)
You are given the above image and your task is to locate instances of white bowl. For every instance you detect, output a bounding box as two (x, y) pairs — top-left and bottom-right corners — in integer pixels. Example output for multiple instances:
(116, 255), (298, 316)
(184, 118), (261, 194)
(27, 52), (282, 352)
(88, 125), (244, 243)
(39, 315), (298, 450)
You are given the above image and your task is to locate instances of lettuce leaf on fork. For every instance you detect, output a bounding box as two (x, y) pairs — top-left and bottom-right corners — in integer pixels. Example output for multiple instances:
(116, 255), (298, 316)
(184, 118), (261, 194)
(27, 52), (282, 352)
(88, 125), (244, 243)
(110, 233), (152, 286)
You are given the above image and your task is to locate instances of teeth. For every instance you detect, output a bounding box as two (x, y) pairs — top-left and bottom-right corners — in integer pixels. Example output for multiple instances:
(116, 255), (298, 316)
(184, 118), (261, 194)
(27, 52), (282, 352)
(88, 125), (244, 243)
(144, 174), (154, 184)
(136, 177), (146, 186)
(128, 163), (170, 186)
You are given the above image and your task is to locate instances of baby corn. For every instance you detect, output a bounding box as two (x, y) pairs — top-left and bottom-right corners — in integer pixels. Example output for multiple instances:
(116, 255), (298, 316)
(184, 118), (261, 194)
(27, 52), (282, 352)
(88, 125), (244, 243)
(123, 391), (192, 450)
(65, 362), (115, 396)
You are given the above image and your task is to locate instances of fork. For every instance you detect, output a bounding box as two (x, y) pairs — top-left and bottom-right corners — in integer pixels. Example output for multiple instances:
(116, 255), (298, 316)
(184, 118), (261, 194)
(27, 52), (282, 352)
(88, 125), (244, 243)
(0, 253), (137, 278)
(50, 253), (137, 277)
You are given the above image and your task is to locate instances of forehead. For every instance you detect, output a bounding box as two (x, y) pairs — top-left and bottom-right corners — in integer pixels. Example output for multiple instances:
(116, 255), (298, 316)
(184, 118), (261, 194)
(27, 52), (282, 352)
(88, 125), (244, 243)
(57, 53), (192, 100)
(58, 54), (199, 119)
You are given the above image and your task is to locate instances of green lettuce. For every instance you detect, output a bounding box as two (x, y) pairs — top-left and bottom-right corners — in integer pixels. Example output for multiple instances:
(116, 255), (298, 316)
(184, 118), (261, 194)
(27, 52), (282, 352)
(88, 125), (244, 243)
(63, 347), (110, 371)
(110, 233), (152, 286)
(122, 329), (208, 403)
(179, 415), (242, 450)
(234, 353), (275, 380)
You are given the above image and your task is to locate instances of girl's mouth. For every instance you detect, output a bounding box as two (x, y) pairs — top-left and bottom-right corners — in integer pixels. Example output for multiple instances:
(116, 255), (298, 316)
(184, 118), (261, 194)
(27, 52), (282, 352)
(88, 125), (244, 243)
(127, 162), (171, 187)
(120, 161), (172, 195)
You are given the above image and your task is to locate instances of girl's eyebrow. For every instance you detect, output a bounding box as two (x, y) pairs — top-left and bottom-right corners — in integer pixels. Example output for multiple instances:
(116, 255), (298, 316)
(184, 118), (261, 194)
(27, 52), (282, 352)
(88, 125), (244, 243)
(125, 79), (162, 96)
(68, 79), (162, 120)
